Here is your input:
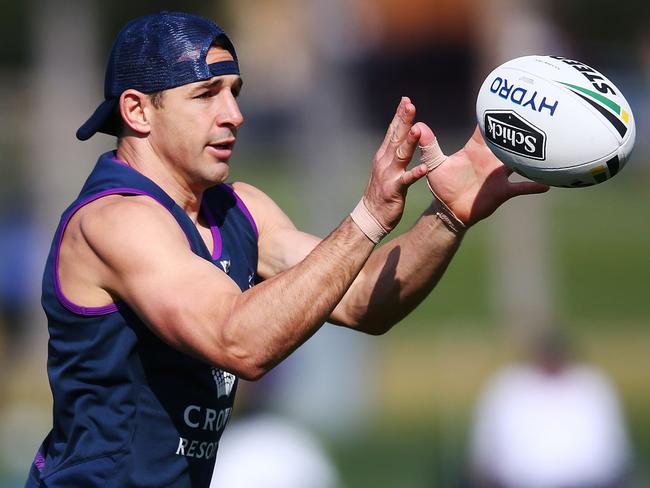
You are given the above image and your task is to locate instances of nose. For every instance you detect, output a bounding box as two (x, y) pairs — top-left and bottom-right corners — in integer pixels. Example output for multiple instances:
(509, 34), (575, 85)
(218, 93), (244, 129)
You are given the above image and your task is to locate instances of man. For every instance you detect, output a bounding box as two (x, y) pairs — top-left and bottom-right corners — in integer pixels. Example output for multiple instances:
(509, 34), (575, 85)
(25, 10), (547, 488)
(469, 330), (631, 487)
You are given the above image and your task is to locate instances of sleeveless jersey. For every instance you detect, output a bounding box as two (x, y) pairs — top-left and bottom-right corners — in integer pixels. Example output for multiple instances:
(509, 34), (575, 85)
(26, 151), (258, 487)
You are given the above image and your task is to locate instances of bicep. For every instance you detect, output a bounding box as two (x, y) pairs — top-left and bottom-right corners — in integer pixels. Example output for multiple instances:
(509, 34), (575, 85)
(232, 181), (322, 279)
(257, 226), (321, 279)
(114, 242), (240, 358)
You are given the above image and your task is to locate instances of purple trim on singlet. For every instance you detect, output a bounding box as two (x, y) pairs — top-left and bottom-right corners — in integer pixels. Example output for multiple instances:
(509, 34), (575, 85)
(54, 188), (193, 316)
(33, 450), (46, 472)
(201, 199), (222, 259)
(226, 185), (259, 239)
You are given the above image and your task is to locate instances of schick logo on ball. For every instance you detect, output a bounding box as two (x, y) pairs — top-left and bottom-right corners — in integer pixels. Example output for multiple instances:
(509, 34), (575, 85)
(484, 110), (546, 160)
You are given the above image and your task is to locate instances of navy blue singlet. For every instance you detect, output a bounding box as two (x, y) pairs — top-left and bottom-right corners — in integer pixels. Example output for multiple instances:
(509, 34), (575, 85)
(25, 151), (258, 487)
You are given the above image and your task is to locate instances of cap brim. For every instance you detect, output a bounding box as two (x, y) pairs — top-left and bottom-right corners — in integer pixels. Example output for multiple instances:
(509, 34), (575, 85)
(76, 99), (119, 141)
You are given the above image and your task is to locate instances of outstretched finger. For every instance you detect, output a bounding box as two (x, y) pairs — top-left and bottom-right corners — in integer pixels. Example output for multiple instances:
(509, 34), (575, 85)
(507, 181), (550, 198)
(377, 98), (407, 157)
(394, 125), (421, 167)
(378, 97), (413, 158)
(400, 163), (429, 188)
(388, 100), (416, 152)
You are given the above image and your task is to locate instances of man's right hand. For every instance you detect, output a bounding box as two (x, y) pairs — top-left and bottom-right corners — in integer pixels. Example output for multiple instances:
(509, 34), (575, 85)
(362, 97), (431, 233)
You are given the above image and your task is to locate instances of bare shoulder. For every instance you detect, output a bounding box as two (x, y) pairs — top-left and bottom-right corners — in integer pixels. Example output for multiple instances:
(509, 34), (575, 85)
(231, 181), (281, 211)
(232, 181), (321, 279)
(74, 194), (188, 264)
(78, 193), (172, 223)
(59, 194), (191, 307)
(231, 181), (296, 233)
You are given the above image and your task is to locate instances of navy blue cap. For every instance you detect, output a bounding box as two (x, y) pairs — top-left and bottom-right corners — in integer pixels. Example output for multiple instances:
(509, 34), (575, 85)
(77, 11), (240, 141)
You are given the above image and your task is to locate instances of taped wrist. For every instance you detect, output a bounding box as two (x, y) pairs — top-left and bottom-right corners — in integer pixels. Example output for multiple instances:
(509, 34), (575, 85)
(419, 138), (447, 173)
(350, 199), (388, 244)
(426, 180), (466, 235)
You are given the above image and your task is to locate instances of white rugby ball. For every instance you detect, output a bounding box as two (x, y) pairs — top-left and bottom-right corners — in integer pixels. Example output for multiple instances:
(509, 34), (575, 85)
(476, 55), (635, 187)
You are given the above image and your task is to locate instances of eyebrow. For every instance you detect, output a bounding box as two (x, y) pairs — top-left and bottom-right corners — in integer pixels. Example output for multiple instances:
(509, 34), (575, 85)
(192, 77), (243, 93)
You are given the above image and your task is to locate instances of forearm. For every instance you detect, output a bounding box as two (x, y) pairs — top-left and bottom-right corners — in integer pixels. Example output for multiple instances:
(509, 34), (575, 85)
(222, 216), (375, 378)
(334, 199), (464, 334)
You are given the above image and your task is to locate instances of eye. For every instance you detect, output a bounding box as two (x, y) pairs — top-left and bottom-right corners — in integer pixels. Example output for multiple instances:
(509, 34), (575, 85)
(195, 91), (213, 99)
(232, 81), (243, 98)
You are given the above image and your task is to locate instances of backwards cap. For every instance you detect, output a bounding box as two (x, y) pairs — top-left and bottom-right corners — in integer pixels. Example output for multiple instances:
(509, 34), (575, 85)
(77, 11), (239, 141)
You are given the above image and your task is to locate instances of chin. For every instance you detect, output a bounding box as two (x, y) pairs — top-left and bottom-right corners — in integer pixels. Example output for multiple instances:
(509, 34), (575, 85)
(194, 155), (230, 187)
(210, 163), (230, 184)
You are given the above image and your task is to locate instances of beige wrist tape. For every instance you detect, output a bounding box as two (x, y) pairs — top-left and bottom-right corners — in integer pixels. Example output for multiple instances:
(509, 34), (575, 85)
(419, 138), (448, 172)
(350, 198), (388, 244)
(427, 180), (466, 234)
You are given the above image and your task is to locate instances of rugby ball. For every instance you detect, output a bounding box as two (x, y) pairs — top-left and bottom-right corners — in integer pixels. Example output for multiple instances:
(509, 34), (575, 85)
(476, 55), (635, 187)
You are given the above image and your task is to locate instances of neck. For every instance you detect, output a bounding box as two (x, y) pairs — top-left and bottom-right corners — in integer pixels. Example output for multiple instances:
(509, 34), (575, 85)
(116, 138), (206, 221)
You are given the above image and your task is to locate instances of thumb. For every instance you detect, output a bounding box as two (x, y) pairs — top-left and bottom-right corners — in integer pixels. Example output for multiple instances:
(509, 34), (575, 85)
(417, 123), (447, 173)
(414, 122), (436, 147)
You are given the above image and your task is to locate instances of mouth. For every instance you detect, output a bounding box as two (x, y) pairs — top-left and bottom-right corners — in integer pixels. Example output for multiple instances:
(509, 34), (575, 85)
(207, 139), (236, 159)
(210, 141), (234, 150)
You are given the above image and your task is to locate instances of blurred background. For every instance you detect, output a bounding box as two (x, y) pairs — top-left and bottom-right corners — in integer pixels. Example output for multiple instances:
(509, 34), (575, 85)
(0, 0), (648, 487)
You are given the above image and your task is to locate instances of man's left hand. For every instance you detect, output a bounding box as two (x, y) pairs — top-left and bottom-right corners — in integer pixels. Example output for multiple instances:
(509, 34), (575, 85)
(425, 126), (549, 226)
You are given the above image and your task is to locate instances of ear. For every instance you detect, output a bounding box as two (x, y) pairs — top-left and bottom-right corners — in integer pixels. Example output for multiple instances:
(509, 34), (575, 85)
(119, 89), (153, 136)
